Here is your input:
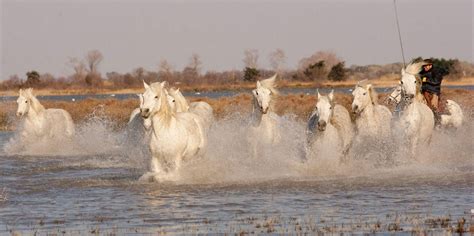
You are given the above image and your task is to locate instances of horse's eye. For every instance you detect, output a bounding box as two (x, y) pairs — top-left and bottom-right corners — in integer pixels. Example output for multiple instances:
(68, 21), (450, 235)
(414, 81), (417, 83)
(256, 91), (258, 95)
(363, 92), (367, 95)
(25, 101), (28, 103)
(155, 96), (158, 99)
(400, 81), (404, 84)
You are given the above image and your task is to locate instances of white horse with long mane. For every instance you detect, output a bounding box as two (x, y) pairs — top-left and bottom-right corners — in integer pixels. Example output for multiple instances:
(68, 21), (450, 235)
(388, 84), (463, 128)
(138, 81), (207, 181)
(351, 81), (392, 139)
(249, 74), (281, 148)
(307, 90), (354, 159)
(8, 88), (75, 151)
(398, 61), (435, 156)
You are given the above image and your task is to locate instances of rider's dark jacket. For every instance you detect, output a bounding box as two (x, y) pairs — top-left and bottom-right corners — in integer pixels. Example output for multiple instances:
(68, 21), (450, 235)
(420, 67), (444, 95)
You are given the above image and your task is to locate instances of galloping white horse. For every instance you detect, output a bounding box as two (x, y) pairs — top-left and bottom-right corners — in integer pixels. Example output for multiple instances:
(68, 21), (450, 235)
(15, 88), (75, 143)
(398, 62), (435, 156)
(168, 87), (214, 132)
(351, 82), (392, 139)
(139, 81), (207, 181)
(388, 84), (463, 128)
(249, 74), (281, 150)
(307, 90), (354, 159)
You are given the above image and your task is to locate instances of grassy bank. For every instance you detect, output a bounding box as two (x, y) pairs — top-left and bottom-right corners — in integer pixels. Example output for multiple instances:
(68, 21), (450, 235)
(0, 89), (472, 131)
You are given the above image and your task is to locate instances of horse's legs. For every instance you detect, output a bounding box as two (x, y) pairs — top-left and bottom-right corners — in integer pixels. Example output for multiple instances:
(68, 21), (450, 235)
(150, 157), (164, 174)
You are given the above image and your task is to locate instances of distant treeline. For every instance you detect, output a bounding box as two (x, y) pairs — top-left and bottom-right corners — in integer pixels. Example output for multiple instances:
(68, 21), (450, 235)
(2, 49), (473, 91)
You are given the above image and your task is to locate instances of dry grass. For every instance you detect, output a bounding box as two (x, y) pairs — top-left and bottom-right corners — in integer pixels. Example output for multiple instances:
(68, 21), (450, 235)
(0, 89), (472, 131)
(0, 77), (472, 96)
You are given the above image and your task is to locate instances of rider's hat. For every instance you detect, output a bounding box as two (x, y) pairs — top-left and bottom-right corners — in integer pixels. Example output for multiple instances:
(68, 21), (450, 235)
(423, 59), (433, 65)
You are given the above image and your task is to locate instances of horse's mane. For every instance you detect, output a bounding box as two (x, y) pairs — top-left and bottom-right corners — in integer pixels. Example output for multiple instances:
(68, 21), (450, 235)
(255, 74), (279, 112)
(405, 61), (428, 75)
(169, 88), (189, 112)
(22, 88), (45, 113)
(149, 82), (173, 124)
(259, 74), (279, 96)
(356, 80), (378, 105)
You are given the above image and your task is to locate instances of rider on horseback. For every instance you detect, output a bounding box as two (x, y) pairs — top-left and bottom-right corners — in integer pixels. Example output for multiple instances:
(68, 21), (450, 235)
(419, 59), (445, 124)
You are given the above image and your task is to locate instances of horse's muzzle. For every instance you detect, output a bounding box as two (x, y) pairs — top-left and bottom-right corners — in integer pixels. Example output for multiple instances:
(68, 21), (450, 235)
(16, 112), (23, 117)
(260, 106), (268, 114)
(317, 120), (326, 131)
(140, 108), (150, 118)
(352, 105), (360, 114)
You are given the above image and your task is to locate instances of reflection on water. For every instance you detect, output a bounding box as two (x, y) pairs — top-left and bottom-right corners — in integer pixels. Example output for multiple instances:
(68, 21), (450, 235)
(0, 115), (473, 234)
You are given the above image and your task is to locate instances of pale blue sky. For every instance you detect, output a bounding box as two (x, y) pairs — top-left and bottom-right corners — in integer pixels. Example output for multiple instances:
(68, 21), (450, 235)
(1, 0), (472, 79)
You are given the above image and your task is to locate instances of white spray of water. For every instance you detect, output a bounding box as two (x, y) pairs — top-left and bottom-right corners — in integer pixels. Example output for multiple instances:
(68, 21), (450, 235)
(3, 107), (473, 185)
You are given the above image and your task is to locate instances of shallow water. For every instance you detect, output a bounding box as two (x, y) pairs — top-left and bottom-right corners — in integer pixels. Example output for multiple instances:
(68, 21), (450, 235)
(2, 85), (473, 102)
(0, 115), (473, 234)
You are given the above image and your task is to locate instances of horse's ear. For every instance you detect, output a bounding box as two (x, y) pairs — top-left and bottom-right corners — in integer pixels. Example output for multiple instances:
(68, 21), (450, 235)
(269, 74), (277, 82)
(160, 81), (168, 88)
(256, 80), (262, 88)
(401, 68), (406, 76)
(26, 88), (34, 97)
(328, 89), (334, 101)
(317, 89), (321, 99)
(19, 89), (23, 96)
(143, 80), (150, 90)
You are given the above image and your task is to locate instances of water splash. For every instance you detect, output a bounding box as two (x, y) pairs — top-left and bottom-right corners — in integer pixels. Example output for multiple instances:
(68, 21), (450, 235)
(2, 109), (473, 185)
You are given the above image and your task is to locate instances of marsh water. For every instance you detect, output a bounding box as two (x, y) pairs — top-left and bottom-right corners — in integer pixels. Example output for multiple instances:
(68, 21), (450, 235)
(1, 85), (473, 102)
(0, 112), (473, 234)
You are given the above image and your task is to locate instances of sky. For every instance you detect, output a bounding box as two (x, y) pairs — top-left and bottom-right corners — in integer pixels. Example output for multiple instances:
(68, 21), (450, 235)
(1, 0), (472, 79)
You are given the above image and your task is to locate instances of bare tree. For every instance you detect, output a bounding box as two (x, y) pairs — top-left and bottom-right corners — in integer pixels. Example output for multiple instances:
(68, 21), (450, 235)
(159, 59), (174, 74)
(188, 53), (202, 75)
(243, 49), (259, 69)
(67, 57), (87, 83)
(85, 50), (103, 73)
(268, 48), (286, 73)
(298, 50), (341, 71)
(158, 59), (175, 81)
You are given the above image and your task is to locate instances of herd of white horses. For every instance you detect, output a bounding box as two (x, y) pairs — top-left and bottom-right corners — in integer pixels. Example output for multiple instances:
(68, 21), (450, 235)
(10, 61), (464, 182)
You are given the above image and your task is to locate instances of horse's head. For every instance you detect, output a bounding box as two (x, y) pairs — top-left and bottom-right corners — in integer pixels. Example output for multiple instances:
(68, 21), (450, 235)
(140, 81), (167, 119)
(252, 74), (278, 114)
(400, 61), (426, 98)
(168, 87), (188, 112)
(352, 83), (377, 114)
(400, 69), (419, 98)
(16, 88), (33, 117)
(314, 89), (335, 131)
(387, 85), (402, 104)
